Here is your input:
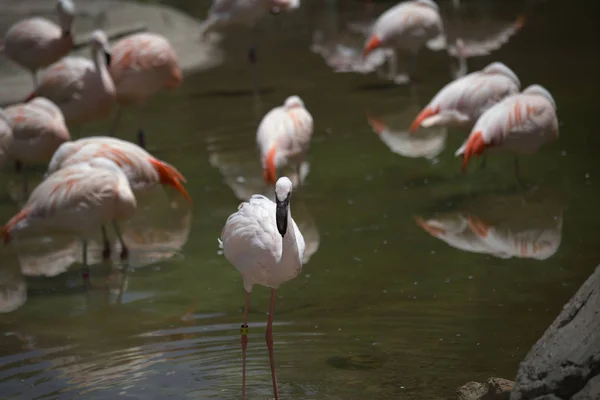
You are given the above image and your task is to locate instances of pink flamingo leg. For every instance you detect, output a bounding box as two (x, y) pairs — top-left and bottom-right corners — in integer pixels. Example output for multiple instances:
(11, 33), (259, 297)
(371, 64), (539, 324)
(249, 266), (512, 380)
(241, 292), (250, 400)
(265, 288), (279, 400)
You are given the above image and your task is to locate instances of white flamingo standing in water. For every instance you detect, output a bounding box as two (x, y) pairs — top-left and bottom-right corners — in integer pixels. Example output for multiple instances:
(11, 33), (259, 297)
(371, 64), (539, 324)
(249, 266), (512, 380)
(2, 157), (136, 275)
(1, 97), (71, 195)
(0, 0), (75, 89)
(409, 62), (521, 133)
(362, 0), (444, 83)
(108, 32), (183, 145)
(257, 95), (313, 185)
(201, 0), (301, 96)
(47, 136), (191, 259)
(457, 84), (559, 174)
(25, 30), (115, 128)
(219, 176), (305, 400)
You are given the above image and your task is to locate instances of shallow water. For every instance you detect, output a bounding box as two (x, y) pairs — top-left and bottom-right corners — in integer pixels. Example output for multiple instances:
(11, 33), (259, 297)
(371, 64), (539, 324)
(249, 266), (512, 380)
(1, 0), (599, 399)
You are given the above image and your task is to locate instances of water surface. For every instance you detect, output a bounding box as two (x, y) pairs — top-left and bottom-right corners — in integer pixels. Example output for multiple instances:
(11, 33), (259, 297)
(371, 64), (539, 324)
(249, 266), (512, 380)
(1, 1), (599, 399)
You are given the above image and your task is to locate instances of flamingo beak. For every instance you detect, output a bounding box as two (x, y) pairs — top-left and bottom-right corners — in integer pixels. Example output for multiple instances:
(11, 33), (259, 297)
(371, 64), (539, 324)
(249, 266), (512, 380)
(363, 35), (382, 58)
(104, 51), (112, 66)
(410, 107), (439, 134)
(275, 194), (290, 237)
(461, 131), (486, 174)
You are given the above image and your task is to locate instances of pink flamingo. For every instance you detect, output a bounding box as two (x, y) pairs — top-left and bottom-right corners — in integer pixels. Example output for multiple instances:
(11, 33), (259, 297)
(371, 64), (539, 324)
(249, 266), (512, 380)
(257, 96), (313, 185)
(362, 0), (444, 83)
(410, 62), (521, 133)
(47, 136), (191, 258)
(456, 84), (558, 175)
(2, 157), (137, 274)
(0, 0), (75, 89)
(0, 97), (71, 196)
(108, 32), (183, 142)
(25, 30), (115, 126)
(219, 176), (305, 400)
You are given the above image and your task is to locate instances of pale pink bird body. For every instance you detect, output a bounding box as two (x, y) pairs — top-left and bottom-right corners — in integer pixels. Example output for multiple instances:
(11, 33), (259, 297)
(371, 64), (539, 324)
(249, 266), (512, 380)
(363, 0), (443, 81)
(0, 111), (13, 167)
(201, 0), (301, 35)
(1, 97), (70, 167)
(256, 95), (313, 185)
(2, 158), (136, 251)
(0, 0), (75, 88)
(47, 136), (190, 202)
(109, 33), (182, 106)
(410, 62), (521, 133)
(456, 84), (559, 172)
(27, 30), (115, 125)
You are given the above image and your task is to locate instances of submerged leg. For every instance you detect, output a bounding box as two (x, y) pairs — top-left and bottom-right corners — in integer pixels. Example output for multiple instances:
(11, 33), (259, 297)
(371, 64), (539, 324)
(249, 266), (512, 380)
(265, 288), (279, 400)
(112, 220), (128, 260)
(109, 106), (122, 137)
(101, 225), (111, 260)
(241, 292), (250, 400)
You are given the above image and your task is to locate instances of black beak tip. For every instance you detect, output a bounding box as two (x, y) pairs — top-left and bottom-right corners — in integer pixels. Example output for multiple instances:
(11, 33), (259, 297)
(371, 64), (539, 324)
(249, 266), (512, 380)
(105, 51), (112, 66)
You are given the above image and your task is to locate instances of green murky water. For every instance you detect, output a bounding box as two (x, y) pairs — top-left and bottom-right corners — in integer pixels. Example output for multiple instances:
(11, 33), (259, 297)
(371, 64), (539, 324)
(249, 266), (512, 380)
(1, 1), (599, 399)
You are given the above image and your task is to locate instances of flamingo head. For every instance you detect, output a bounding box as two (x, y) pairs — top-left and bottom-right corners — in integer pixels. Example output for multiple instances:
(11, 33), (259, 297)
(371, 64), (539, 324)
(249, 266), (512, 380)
(56, 0), (75, 33)
(90, 30), (112, 66)
(284, 95), (305, 109)
(275, 177), (293, 237)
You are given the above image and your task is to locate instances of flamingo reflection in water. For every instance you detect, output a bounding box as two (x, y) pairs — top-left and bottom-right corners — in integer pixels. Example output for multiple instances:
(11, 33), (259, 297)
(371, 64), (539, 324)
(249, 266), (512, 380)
(415, 191), (563, 260)
(0, 258), (26, 314)
(220, 177), (305, 400)
(366, 85), (447, 161)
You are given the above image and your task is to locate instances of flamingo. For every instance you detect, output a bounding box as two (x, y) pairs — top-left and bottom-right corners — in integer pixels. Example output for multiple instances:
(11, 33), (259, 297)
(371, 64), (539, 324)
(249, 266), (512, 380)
(25, 30), (115, 127)
(0, 97), (71, 196)
(2, 157), (137, 274)
(47, 136), (191, 258)
(456, 84), (559, 174)
(257, 95), (313, 185)
(201, 0), (301, 96)
(362, 0), (444, 83)
(0, 0), (75, 89)
(0, 110), (13, 168)
(409, 62), (521, 133)
(219, 176), (305, 400)
(108, 33), (183, 143)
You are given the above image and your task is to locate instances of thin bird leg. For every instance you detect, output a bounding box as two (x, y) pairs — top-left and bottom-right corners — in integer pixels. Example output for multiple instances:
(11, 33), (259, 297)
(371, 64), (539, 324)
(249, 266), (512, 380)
(241, 291), (250, 400)
(81, 239), (91, 282)
(479, 155), (487, 170)
(266, 288), (280, 400)
(109, 105), (122, 136)
(101, 224), (111, 260)
(31, 71), (38, 90)
(249, 28), (262, 117)
(112, 220), (129, 260)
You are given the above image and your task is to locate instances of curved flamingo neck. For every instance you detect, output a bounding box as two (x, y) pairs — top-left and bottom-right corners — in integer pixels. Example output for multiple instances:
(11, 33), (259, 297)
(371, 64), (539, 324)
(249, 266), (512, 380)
(278, 204), (301, 267)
